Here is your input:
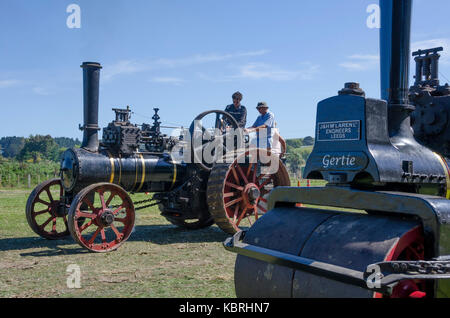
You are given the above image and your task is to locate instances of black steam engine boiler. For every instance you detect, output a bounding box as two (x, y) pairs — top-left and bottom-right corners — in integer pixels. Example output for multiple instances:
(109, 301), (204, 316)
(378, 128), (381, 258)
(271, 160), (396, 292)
(25, 62), (289, 252)
(225, 0), (450, 298)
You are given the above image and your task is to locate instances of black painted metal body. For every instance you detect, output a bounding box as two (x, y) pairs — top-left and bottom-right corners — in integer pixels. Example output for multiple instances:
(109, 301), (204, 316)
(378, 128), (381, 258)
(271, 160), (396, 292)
(61, 147), (182, 193)
(410, 47), (450, 157)
(228, 0), (450, 298)
(60, 62), (211, 223)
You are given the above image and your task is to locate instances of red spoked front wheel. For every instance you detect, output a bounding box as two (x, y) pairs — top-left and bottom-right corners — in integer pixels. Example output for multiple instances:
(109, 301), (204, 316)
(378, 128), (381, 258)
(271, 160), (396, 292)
(68, 183), (135, 253)
(26, 178), (70, 240)
(207, 148), (290, 234)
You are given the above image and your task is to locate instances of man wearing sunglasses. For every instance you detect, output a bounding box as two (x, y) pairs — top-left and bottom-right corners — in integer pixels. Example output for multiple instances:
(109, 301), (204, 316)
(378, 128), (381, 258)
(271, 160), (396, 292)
(224, 91), (247, 128)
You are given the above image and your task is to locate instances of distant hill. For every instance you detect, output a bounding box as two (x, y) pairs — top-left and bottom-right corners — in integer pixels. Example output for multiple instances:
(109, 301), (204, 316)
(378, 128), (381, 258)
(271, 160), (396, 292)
(0, 135), (81, 162)
(284, 137), (314, 179)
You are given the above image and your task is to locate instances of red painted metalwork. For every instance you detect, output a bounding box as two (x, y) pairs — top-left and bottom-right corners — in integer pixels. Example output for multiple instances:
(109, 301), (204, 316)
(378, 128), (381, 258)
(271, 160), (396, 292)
(67, 183), (135, 252)
(376, 226), (427, 298)
(25, 178), (69, 240)
(221, 149), (290, 232)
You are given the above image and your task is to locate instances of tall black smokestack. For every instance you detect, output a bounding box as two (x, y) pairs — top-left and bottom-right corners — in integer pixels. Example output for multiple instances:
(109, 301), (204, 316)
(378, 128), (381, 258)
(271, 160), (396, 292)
(80, 62), (102, 152)
(380, 0), (414, 142)
(380, 0), (413, 106)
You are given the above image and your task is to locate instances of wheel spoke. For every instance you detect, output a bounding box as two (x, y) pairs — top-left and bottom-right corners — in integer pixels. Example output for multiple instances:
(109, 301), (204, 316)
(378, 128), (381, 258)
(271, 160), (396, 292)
(39, 216), (54, 230)
(223, 192), (235, 198)
(225, 197), (243, 208)
(235, 207), (248, 227)
(76, 211), (97, 219)
(63, 215), (69, 230)
(406, 246), (422, 260)
(105, 192), (116, 207)
(112, 205), (124, 215)
(232, 205), (239, 223)
(79, 219), (94, 232)
(225, 182), (244, 191)
(33, 208), (49, 216)
(257, 203), (267, 213)
(256, 173), (270, 183)
(100, 229), (107, 243)
(45, 188), (54, 203)
(253, 207), (259, 221)
(258, 177), (273, 189)
(230, 166), (240, 184)
(87, 227), (102, 245)
(246, 163), (254, 179)
(36, 198), (50, 206)
(236, 164), (248, 184)
(99, 191), (107, 210)
(83, 198), (96, 211)
(247, 214), (253, 226)
(51, 218), (57, 232)
(114, 217), (127, 223)
(110, 224), (122, 240)
(252, 164), (257, 183)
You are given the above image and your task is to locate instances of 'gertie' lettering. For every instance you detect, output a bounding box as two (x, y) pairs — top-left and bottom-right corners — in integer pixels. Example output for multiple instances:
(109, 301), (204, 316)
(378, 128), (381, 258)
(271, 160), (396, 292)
(322, 154), (356, 169)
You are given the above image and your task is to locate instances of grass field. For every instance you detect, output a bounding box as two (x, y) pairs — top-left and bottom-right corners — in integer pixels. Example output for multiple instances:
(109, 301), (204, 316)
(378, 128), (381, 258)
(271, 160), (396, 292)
(0, 179), (327, 298)
(0, 189), (237, 298)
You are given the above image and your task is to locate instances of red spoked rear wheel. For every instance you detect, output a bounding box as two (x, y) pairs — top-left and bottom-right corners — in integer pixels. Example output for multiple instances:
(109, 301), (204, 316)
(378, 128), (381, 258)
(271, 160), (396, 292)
(68, 183), (135, 253)
(26, 178), (70, 240)
(207, 148), (290, 234)
(376, 226), (427, 298)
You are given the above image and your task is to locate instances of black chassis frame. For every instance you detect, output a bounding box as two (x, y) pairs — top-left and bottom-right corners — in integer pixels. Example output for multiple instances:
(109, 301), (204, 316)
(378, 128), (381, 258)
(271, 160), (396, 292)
(224, 185), (450, 297)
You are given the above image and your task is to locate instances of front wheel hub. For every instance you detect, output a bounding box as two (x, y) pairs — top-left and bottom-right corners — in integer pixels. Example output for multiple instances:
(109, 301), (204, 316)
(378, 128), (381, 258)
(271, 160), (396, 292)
(246, 185), (261, 205)
(100, 211), (115, 227)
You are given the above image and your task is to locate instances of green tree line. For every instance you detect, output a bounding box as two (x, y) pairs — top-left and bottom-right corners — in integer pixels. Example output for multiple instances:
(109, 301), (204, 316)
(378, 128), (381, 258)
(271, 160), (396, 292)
(0, 134), (313, 187)
(0, 135), (81, 162)
(0, 135), (80, 188)
(284, 136), (314, 179)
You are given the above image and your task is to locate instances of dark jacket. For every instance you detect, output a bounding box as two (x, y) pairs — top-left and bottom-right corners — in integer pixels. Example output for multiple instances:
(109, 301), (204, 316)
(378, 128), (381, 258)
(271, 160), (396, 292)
(224, 104), (247, 128)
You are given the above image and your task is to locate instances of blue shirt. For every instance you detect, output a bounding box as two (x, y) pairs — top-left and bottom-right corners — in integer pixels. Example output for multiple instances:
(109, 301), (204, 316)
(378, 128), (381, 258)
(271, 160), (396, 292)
(252, 111), (275, 148)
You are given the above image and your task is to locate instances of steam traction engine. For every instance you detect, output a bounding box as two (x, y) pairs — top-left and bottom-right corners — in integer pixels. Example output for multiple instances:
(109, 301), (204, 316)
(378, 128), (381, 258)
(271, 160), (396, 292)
(25, 62), (289, 252)
(225, 0), (450, 298)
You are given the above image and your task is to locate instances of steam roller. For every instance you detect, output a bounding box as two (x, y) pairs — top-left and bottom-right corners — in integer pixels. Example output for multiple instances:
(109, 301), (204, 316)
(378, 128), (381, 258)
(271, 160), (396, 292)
(224, 0), (450, 298)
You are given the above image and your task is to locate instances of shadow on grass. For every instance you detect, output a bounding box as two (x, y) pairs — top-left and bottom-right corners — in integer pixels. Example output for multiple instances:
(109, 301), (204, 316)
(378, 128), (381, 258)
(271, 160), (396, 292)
(1, 224), (231, 256)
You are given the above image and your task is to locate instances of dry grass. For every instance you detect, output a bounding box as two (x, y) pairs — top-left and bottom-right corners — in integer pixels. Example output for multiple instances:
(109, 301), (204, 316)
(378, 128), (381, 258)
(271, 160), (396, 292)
(0, 190), (236, 298)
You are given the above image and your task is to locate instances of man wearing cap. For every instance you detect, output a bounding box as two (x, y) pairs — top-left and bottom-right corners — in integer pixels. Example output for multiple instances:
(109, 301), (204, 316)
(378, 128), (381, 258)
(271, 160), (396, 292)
(246, 102), (276, 150)
(224, 91), (247, 128)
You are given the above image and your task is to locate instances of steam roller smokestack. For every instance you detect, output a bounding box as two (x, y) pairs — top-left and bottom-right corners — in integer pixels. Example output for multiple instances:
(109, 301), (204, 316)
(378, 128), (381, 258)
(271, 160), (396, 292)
(80, 62), (102, 152)
(379, 0), (414, 140)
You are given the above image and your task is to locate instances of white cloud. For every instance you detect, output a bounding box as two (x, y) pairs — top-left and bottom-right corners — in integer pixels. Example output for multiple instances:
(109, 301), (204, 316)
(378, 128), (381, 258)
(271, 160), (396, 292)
(154, 50), (269, 68)
(150, 77), (185, 85)
(411, 38), (450, 64)
(339, 54), (379, 71)
(0, 79), (21, 88)
(102, 60), (143, 81)
(231, 62), (319, 81)
(32, 86), (52, 95)
(103, 50), (270, 81)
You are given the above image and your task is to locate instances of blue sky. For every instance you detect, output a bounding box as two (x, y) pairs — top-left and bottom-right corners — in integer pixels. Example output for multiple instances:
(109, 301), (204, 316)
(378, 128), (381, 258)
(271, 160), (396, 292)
(1, 0), (450, 139)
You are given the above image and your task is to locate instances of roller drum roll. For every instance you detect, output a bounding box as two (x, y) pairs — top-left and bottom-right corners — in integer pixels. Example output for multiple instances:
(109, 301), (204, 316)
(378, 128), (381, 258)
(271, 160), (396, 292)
(235, 207), (423, 298)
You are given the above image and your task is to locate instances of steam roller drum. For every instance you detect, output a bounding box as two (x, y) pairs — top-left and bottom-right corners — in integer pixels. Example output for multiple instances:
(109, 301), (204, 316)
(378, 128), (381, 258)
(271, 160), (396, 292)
(235, 207), (425, 298)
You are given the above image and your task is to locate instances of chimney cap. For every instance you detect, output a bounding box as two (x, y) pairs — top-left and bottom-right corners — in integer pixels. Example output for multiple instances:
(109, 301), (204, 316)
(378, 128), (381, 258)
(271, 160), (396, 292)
(81, 62), (102, 69)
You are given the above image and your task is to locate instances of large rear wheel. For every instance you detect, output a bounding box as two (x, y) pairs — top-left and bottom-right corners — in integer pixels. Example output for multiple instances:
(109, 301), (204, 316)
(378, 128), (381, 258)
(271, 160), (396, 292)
(207, 148), (290, 234)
